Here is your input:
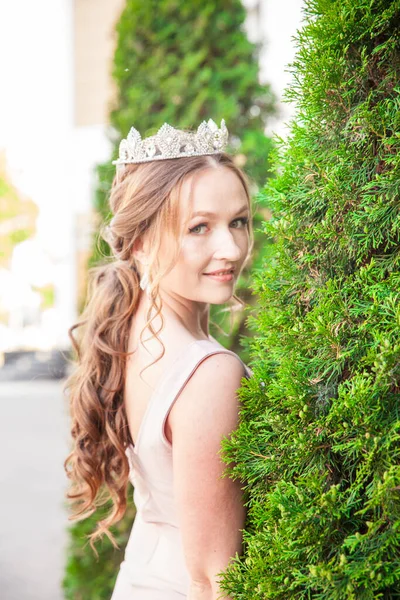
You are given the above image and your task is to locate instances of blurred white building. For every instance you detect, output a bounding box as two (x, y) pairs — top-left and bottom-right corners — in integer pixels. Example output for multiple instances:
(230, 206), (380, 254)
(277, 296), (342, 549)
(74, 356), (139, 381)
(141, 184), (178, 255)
(243, 0), (304, 138)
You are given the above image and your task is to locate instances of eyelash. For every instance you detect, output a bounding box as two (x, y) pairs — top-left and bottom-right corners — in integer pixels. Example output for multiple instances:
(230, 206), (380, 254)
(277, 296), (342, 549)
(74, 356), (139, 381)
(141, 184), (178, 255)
(188, 217), (249, 235)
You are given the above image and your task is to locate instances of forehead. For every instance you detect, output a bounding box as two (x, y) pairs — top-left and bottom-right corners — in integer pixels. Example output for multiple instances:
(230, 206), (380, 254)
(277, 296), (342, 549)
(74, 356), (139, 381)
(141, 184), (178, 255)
(179, 167), (247, 219)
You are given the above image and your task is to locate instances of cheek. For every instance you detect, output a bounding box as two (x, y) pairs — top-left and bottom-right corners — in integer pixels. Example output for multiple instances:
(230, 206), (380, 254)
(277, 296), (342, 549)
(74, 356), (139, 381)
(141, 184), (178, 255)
(163, 241), (206, 283)
(180, 237), (206, 266)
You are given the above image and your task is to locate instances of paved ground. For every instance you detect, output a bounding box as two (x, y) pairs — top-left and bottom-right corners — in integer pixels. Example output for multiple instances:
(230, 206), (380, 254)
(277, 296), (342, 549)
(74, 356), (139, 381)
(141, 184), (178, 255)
(0, 379), (71, 600)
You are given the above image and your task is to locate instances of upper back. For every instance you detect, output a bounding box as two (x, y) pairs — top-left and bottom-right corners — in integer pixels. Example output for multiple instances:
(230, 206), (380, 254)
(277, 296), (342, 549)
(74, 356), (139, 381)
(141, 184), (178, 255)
(124, 318), (215, 448)
(123, 332), (251, 519)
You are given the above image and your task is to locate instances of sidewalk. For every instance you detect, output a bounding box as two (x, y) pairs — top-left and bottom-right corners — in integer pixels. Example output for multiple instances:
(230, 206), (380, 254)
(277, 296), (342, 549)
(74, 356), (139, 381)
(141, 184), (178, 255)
(0, 379), (71, 600)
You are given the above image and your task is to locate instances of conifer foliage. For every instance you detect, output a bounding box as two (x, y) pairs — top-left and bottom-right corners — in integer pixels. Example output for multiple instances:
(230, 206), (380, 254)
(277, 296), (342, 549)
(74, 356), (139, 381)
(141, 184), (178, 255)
(220, 1), (400, 598)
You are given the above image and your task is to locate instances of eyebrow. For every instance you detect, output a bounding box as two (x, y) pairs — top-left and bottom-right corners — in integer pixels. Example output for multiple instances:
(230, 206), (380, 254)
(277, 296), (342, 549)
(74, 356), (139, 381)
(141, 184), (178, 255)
(190, 204), (249, 218)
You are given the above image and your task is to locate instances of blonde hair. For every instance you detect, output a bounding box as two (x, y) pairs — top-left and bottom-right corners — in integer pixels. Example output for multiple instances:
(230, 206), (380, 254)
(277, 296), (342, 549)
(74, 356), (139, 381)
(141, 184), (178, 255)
(63, 153), (254, 554)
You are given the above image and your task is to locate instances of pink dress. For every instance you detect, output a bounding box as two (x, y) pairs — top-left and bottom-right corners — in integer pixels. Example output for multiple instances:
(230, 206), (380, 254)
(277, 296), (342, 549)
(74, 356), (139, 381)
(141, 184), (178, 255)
(110, 338), (253, 599)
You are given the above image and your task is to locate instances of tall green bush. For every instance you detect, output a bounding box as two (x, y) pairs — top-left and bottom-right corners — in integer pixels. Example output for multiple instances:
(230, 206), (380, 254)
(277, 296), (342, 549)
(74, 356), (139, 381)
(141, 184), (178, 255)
(63, 1), (277, 598)
(219, 1), (400, 598)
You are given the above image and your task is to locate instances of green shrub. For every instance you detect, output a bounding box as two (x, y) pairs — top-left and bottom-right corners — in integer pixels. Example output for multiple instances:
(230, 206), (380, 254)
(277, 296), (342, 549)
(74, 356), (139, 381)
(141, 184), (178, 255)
(62, 500), (136, 600)
(219, 1), (400, 598)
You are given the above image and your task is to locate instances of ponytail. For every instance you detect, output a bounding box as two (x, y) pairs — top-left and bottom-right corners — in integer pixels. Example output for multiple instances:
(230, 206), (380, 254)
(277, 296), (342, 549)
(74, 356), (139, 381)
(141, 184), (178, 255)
(63, 260), (140, 555)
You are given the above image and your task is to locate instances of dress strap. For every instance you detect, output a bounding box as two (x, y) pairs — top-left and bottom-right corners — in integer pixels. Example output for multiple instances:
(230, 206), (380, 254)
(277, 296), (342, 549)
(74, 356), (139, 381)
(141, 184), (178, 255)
(130, 339), (251, 456)
(156, 339), (251, 450)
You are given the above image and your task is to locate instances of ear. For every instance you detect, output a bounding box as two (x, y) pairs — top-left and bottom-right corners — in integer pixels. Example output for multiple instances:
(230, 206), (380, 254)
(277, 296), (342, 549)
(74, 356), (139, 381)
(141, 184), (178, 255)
(132, 236), (149, 267)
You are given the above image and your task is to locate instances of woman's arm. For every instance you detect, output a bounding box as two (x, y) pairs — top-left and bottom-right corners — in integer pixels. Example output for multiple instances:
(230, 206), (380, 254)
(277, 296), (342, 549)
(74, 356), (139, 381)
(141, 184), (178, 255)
(169, 353), (247, 598)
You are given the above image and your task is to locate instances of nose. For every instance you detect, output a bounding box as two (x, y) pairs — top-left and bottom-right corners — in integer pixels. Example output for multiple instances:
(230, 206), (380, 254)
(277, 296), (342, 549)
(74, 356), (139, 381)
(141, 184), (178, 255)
(212, 226), (244, 262)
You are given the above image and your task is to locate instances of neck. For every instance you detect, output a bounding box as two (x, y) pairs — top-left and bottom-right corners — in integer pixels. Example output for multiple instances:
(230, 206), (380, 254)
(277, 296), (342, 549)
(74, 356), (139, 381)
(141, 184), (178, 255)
(138, 289), (210, 340)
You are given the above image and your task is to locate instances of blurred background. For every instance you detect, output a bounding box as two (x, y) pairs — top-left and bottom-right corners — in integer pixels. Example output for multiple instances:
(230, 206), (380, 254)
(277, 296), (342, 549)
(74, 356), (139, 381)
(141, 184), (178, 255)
(0, 0), (304, 598)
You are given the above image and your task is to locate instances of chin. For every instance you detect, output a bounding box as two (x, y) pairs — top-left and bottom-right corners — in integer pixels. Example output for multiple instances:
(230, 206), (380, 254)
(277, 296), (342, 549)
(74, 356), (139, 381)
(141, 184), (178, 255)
(208, 291), (235, 304)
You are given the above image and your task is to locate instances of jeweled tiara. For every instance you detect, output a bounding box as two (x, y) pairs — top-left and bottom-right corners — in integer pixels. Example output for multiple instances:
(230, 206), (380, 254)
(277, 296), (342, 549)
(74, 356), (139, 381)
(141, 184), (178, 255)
(112, 118), (229, 166)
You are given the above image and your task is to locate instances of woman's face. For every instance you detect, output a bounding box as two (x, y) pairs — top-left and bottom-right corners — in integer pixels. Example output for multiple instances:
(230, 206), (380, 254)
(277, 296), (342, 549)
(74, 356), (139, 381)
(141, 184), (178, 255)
(159, 166), (250, 305)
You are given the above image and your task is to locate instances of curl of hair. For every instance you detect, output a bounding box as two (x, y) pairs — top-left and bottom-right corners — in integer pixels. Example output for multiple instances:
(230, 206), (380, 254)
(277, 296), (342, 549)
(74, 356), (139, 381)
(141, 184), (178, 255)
(63, 153), (254, 555)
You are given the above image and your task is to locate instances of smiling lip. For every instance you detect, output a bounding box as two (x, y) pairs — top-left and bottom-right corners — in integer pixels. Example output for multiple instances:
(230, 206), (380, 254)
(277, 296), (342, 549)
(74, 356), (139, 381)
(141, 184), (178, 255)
(203, 272), (234, 282)
(204, 269), (234, 275)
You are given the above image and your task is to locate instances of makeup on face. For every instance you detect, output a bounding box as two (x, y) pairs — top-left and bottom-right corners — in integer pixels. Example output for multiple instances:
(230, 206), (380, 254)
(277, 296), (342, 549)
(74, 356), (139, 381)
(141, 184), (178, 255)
(157, 167), (250, 303)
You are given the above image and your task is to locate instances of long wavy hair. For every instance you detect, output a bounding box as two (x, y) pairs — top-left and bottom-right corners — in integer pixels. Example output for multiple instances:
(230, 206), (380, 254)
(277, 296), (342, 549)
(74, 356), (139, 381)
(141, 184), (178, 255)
(63, 152), (254, 554)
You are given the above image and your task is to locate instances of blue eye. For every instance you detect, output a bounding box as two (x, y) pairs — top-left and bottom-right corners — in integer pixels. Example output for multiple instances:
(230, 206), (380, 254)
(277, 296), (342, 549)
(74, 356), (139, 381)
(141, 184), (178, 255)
(188, 217), (249, 235)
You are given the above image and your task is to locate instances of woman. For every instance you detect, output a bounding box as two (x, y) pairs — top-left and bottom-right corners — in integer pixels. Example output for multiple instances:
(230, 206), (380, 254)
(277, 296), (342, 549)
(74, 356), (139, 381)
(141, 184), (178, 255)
(64, 119), (254, 599)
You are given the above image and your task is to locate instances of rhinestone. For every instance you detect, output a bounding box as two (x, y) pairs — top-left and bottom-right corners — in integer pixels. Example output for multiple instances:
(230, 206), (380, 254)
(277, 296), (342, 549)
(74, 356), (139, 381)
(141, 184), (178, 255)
(144, 140), (157, 157)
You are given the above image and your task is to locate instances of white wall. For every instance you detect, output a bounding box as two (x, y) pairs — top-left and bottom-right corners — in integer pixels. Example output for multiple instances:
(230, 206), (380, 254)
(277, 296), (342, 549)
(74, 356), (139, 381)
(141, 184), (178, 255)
(0, 1), (76, 347)
(0, 1), (113, 348)
(243, 0), (305, 138)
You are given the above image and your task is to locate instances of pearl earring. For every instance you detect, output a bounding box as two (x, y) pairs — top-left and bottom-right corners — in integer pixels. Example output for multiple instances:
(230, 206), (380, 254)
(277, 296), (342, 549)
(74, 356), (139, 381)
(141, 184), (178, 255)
(139, 268), (151, 296)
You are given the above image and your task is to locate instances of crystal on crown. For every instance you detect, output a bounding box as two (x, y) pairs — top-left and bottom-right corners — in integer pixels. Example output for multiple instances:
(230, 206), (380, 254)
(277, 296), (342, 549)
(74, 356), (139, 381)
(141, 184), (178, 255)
(112, 118), (229, 166)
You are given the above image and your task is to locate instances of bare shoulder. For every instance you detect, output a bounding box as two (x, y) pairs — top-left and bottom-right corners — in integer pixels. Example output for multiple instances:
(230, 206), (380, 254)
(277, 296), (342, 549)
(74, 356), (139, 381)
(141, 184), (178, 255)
(172, 349), (247, 404)
(169, 351), (246, 442)
(189, 350), (246, 387)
